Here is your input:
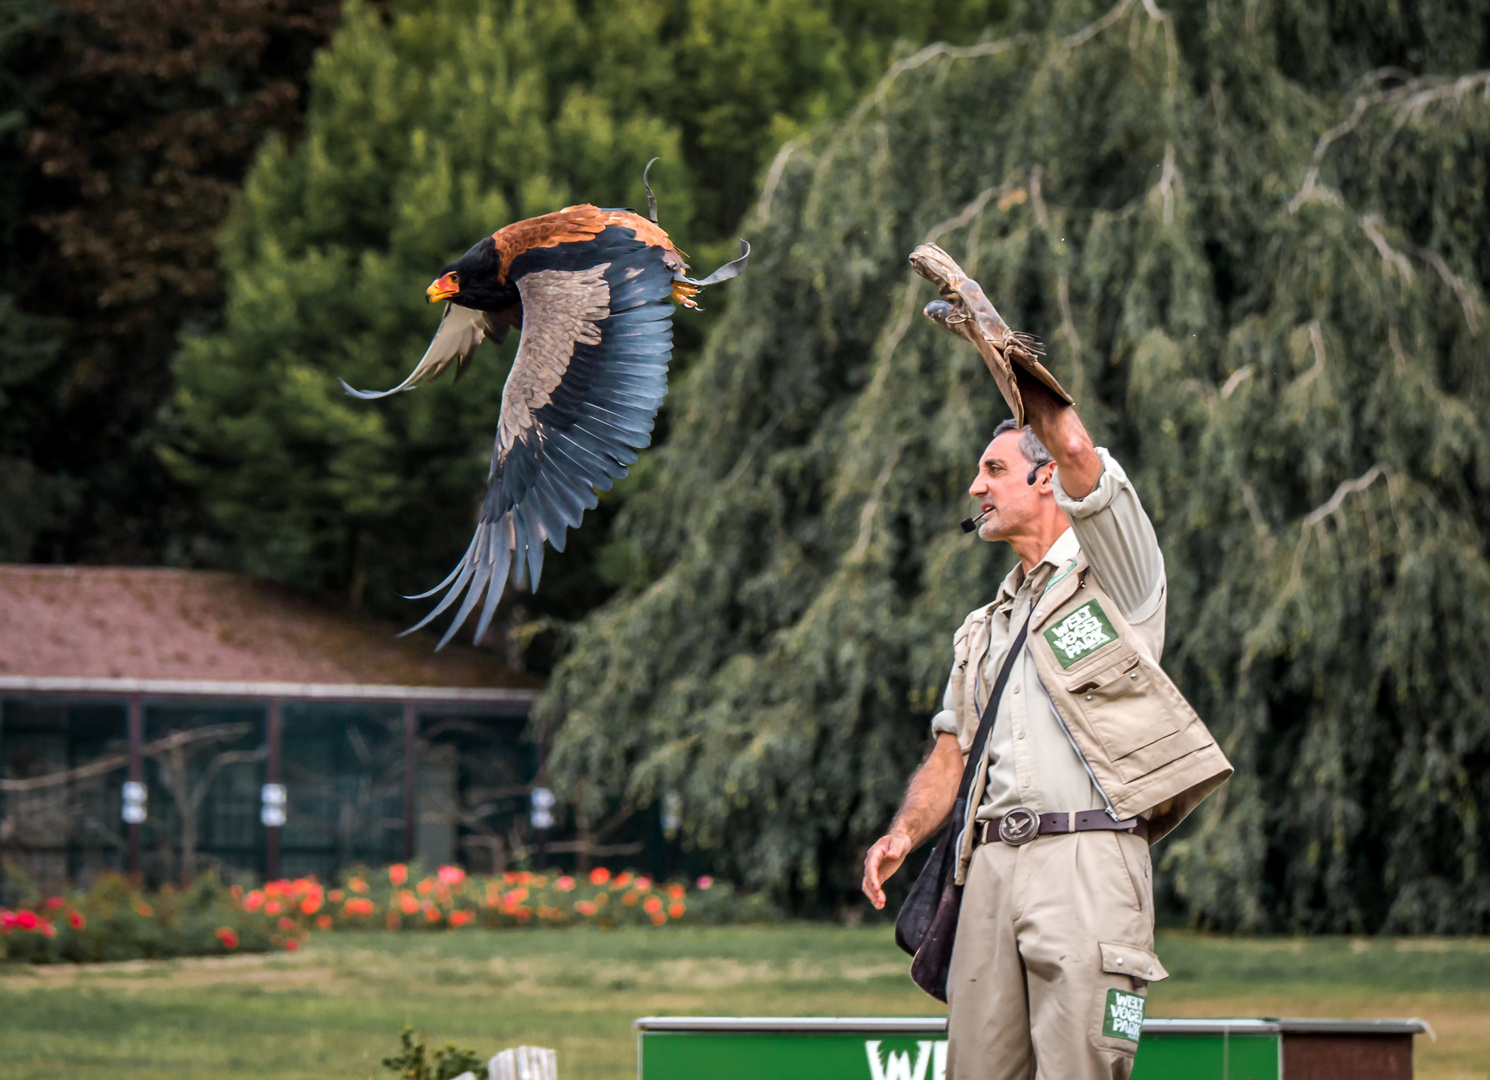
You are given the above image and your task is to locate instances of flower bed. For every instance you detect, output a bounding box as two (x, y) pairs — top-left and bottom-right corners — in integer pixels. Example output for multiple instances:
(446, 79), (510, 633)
(255, 865), (775, 933)
(0, 871), (305, 964)
(1, 865), (774, 964)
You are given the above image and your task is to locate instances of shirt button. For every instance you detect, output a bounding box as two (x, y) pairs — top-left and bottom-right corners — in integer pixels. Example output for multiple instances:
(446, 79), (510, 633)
(1012, 685), (1020, 694)
(1021, 779), (1031, 789)
(1017, 730), (1026, 740)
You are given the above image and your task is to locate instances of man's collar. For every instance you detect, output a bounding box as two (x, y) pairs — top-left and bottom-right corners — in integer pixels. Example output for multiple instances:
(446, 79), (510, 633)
(993, 527), (1079, 607)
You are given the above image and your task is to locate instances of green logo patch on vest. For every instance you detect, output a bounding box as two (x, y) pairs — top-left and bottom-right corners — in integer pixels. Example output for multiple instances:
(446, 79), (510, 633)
(1103, 988), (1145, 1043)
(1044, 600), (1117, 668)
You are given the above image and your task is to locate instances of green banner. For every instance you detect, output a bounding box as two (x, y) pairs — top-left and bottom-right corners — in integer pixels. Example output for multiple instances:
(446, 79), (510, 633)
(638, 1029), (1281, 1080)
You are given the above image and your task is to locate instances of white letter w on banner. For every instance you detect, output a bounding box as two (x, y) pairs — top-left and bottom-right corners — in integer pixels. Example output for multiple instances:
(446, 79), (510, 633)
(865, 1040), (935, 1080)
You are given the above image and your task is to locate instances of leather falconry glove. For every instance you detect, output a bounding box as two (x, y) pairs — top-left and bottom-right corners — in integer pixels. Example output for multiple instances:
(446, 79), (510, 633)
(908, 243), (1072, 425)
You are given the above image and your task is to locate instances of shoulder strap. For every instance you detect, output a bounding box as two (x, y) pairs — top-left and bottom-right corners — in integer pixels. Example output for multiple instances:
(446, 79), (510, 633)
(952, 610), (1030, 806)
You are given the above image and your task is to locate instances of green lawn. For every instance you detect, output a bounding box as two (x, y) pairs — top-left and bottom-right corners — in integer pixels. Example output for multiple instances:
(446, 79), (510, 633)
(2, 927), (1485, 1079)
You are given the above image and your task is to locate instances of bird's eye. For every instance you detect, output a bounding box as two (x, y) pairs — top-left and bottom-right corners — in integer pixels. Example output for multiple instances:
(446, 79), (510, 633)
(449, 273), (459, 284)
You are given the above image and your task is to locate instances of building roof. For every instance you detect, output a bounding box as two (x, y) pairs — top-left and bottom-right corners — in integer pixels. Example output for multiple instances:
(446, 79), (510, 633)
(0, 566), (540, 692)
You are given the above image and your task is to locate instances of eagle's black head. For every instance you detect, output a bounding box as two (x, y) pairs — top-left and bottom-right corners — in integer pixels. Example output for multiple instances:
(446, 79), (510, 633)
(425, 237), (516, 311)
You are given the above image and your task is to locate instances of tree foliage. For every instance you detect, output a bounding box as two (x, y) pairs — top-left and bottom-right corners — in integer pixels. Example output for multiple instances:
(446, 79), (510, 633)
(165, 0), (1005, 618)
(5, 0), (340, 563)
(544, 0), (1490, 930)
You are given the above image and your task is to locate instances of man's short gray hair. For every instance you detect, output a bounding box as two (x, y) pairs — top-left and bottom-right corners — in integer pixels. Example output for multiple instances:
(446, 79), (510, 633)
(992, 419), (1052, 468)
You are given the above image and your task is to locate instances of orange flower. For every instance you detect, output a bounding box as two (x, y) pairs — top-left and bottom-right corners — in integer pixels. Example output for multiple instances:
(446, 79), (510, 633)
(327, 889), (344, 903)
(215, 926), (239, 949)
(399, 892), (419, 915)
(449, 910), (474, 927)
(667, 884), (685, 900)
(389, 864), (408, 885)
(135, 904), (153, 918)
(348, 877), (368, 893)
(300, 896), (322, 916)
(575, 901), (597, 916)
(315, 914), (333, 930)
(643, 897), (663, 915)
(589, 867), (611, 886)
(622, 892), (639, 906)
(423, 905), (441, 923)
(613, 872), (633, 888)
(416, 879), (433, 896)
(343, 898), (374, 917)
(265, 900), (282, 916)
(650, 911), (667, 925)
(668, 902), (685, 919)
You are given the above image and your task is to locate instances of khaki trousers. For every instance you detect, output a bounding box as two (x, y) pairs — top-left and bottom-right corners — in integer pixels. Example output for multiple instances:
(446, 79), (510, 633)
(945, 829), (1163, 1080)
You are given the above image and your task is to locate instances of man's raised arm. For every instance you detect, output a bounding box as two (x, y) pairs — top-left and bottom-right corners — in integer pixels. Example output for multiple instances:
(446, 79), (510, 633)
(861, 732), (962, 910)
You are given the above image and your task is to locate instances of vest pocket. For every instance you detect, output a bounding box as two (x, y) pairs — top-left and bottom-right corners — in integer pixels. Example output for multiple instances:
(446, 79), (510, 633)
(1067, 652), (1207, 782)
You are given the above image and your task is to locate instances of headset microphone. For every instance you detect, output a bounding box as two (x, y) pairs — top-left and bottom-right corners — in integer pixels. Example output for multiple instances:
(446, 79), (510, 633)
(960, 509), (990, 534)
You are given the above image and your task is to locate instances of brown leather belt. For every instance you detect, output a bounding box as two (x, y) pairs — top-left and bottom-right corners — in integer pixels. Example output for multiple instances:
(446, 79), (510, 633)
(973, 807), (1148, 846)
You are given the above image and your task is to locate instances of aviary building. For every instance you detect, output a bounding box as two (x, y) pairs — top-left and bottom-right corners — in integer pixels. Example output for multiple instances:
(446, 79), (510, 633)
(0, 567), (537, 894)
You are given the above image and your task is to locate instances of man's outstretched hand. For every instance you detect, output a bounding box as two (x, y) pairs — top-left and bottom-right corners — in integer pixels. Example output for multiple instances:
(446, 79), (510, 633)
(862, 829), (915, 910)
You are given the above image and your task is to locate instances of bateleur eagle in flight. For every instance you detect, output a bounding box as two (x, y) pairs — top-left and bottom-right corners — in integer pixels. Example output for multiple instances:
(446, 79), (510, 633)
(341, 179), (748, 649)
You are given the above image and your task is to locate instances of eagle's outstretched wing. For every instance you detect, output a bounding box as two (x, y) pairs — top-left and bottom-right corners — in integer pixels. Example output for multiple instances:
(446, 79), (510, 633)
(388, 209), (743, 648)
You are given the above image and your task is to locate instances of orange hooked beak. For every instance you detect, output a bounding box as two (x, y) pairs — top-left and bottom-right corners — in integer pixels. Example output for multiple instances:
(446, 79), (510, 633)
(426, 272), (460, 303)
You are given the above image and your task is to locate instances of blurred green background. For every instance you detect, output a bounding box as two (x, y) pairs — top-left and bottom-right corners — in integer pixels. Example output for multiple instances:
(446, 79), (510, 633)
(2, 0), (1489, 932)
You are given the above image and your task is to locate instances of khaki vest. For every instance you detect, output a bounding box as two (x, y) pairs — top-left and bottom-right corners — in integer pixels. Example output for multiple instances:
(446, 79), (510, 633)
(950, 554), (1231, 876)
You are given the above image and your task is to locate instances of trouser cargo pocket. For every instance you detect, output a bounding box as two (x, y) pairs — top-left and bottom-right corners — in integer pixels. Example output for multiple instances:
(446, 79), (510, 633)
(1088, 941), (1168, 1059)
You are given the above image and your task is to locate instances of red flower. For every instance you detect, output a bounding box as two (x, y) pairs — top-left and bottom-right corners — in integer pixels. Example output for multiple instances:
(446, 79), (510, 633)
(668, 902), (685, 919)
(243, 890), (265, 913)
(575, 901), (597, 916)
(264, 900), (282, 916)
(696, 875), (715, 890)
(300, 896), (322, 916)
(650, 912), (667, 926)
(388, 864), (408, 885)
(14, 910), (39, 930)
(278, 916), (295, 931)
(283, 938), (300, 951)
(343, 898), (374, 917)
(613, 872), (633, 888)
(556, 876), (575, 892)
(327, 889), (344, 903)
(348, 877), (369, 893)
(315, 914), (333, 930)
(589, 867), (611, 885)
(215, 926), (239, 949)
(68, 911), (85, 930)
(399, 893), (419, 916)
(135, 904), (153, 918)
(437, 865), (466, 886)
(448, 910), (474, 927)
(44, 896), (65, 910)
(643, 897), (663, 915)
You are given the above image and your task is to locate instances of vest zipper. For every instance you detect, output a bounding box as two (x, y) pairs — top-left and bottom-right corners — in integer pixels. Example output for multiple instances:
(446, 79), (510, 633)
(1033, 664), (1121, 820)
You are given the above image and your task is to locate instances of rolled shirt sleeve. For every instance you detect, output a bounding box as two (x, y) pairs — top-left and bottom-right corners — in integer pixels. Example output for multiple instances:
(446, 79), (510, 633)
(1052, 447), (1165, 623)
(930, 663), (959, 737)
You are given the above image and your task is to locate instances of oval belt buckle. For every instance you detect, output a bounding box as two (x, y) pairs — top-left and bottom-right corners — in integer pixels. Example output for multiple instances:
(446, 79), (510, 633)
(998, 806), (1040, 845)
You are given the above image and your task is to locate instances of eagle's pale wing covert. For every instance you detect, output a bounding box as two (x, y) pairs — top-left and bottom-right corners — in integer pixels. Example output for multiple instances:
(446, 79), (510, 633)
(407, 226), (677, 647)
(338, 304), (515, 400)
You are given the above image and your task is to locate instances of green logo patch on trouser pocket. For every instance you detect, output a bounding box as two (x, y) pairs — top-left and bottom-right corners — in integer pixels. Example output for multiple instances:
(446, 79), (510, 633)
(1102, 988), (1145, 1043)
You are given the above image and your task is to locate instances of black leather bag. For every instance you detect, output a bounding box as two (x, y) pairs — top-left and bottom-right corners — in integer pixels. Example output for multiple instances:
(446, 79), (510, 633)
(894, 617), (1030, 1002)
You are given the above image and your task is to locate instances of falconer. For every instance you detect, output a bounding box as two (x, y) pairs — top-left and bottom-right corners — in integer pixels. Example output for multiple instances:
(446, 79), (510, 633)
(862, 245), (1231, 1080)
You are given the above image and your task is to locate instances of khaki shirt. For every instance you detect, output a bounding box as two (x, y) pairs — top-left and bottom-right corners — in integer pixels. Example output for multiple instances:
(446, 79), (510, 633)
(930, 448), (1166, 818)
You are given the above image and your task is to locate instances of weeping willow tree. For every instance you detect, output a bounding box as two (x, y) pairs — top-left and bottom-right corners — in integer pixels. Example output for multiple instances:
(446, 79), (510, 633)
(543, 0), (1490, 931)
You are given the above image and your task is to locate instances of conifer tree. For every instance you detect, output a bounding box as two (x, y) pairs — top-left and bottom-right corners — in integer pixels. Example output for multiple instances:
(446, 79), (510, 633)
(544, 0), (1490, 929)
(166, 0), (1003, 611)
